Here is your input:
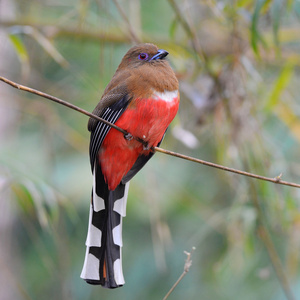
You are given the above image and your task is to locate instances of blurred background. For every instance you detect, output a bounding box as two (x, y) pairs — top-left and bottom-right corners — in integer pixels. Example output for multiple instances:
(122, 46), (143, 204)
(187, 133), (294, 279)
(1, 0), (300, 299)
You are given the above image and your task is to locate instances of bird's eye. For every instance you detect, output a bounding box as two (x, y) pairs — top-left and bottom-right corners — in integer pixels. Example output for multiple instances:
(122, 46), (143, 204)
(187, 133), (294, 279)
(138, 53), (148, 60)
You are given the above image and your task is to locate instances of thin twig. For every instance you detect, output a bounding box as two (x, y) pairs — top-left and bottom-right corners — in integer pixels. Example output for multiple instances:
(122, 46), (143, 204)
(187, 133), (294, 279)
(167, 0), (224, 98)
(163, 247), (196, 300)
(167, 0), (206, 64)
(0, 76), (128, 136)
(1, 75), (300, 189)
(112, 0), (142, 44)
(153, 147), (300, 189)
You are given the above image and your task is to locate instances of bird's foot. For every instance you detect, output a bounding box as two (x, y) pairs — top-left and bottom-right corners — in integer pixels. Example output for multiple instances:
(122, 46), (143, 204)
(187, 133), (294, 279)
(124, 132), (133, 141)
(143, 142), (150, 150)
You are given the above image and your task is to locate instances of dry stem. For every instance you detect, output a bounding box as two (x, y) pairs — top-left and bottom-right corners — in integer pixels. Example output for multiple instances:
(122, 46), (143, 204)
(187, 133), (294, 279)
(1, 75), (300, 189)
(163, 247), (196, 300)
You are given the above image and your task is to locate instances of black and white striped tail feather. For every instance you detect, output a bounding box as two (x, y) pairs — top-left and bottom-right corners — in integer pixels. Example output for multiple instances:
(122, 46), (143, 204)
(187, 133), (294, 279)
(81, 163), (129, 288)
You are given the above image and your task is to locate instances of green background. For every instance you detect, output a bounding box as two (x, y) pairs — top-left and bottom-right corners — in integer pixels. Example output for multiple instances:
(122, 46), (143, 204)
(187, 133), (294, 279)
(1, 0), (300, 299)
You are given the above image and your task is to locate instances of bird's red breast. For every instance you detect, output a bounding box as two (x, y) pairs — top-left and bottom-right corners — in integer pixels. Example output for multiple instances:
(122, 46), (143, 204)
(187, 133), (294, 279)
(99, 90), (179, 190)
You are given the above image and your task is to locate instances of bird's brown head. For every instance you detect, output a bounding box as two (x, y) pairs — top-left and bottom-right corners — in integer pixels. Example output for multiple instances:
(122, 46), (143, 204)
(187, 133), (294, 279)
(88, 43), (179, 132)
(117, 43), (169, 70)
(102, 43), (178, 101)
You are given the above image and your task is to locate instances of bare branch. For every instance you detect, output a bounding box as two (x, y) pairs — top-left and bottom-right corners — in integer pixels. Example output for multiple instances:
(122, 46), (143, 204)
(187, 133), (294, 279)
(163, 247), (196, 300)
(0, 76), (128, 136)
(1, 75), (300, 189)
(112, 0), (142, 44)
(153, 147), (300, 189)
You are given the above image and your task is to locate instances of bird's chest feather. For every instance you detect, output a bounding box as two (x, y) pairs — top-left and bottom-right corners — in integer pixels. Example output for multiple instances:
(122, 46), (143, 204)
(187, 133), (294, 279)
(121, 90), (179, 144)
(99, 90), (179, 190)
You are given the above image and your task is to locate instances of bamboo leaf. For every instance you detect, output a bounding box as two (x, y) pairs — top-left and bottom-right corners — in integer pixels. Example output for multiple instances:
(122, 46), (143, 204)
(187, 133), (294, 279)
(251, 0), (269, 56)
(237, 0), (254, 8)
(265, 61), (294, 110)
(8, 34), (29, 65)
(12, 182), (35, 215)
(271, 0), (283, 49)
(29, 28), (69, 68)
(169, 17), (178, 39)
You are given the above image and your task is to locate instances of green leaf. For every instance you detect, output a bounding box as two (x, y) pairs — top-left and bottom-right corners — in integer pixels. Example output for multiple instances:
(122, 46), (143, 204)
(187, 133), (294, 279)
(8, 34), (29, 64)
(251, 0), (269, 56)
(265, 60), (294, 110)
(29, 28), (69, 68)
(12, 182), (35, 215)
(169, 17), (178, 39)
(237, 0), (254, 8)
(271, 0), (283, 49)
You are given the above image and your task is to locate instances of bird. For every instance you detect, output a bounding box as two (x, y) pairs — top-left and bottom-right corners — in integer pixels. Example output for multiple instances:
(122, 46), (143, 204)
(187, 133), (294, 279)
(80, 43), (180, 288)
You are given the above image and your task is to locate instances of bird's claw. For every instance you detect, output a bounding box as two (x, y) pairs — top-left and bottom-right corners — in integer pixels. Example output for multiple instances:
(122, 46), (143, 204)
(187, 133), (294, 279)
(143, 142), (150, 150)
(124, 132), (133, 141)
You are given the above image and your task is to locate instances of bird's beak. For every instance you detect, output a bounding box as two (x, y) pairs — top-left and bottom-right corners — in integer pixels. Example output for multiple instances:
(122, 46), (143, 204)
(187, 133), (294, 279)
(150, 49), (169, 60)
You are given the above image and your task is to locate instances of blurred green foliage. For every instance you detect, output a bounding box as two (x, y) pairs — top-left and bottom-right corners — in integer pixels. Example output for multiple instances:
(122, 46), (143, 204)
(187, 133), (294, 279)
(1, 0), (300, 299)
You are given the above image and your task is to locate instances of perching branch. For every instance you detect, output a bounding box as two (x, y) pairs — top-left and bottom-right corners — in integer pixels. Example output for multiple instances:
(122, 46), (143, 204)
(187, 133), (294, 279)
(163, 247), (195, 300)
(1, 75), (300, 189)
(0, 76), (128, 135)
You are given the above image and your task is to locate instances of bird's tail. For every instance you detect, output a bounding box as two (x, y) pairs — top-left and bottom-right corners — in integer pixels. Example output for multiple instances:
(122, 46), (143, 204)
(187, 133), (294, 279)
(81, 164), (129, 288)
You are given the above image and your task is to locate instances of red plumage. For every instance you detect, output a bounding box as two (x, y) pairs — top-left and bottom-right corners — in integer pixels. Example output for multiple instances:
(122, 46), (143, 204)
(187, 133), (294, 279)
(100, 93), (179, 190)
(81, 43), (180, 288)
